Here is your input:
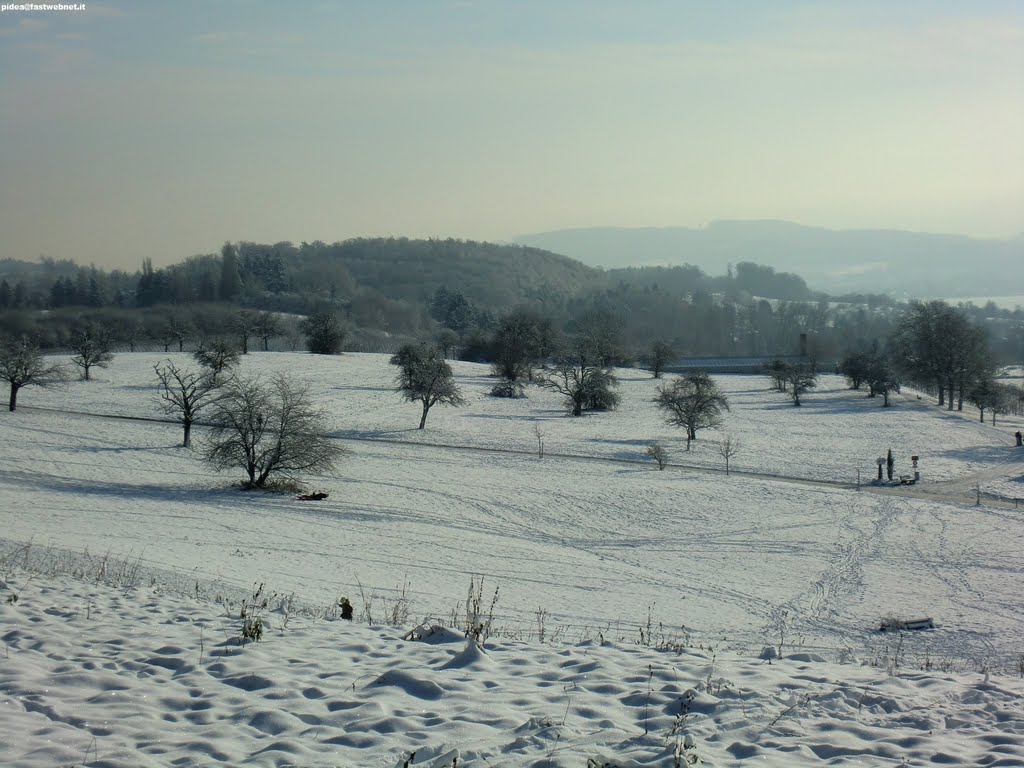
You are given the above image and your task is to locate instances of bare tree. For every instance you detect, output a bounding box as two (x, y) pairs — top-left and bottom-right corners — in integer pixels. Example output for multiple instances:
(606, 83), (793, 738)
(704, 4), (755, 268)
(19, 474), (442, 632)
(492, 309), (558, 382)
(166, 314), (193, 353)
(654, 372), (729, 450)
(0, 338), (65, 411)
(970, 380), (1018, 426)
(153, 322), (176, 353)
(109, 314), (145, 353)
(716, 435), (740, 476)
(252, 311), (282, 352)
(155, 361), (225, 447)
(645, 340), (676, 379)
(765, 359), (789, 392)
(785, 363), (817, 406)
(69, 322), (114, 381)
(230, 310), (256, 355)
(838, 351), (869, 390)
(865, 352), (900, 407)
(193, 340), (240, 378)
(646, 442), (668, 470)
(532, 423), (545, 459)
(572, 309), (623, 367)
(542, 339), (620, 417)
(435, 328), (460, 360)
(392, 343), (466, 429)
(204, 373), (342, 488)
(544, 357), (620, 416)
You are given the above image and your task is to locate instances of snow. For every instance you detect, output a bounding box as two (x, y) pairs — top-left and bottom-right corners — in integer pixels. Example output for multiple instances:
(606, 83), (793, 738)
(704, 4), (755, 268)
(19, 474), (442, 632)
(3, 571), (1024, 767)
(3, 351), (1024, 766)
(20, 352), (1024, 487)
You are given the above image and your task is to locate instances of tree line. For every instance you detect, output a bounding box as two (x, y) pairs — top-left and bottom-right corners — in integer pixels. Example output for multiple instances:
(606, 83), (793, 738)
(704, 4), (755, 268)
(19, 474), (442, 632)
(4, 295), (1022, 492)
(13, 237), (1024, 366)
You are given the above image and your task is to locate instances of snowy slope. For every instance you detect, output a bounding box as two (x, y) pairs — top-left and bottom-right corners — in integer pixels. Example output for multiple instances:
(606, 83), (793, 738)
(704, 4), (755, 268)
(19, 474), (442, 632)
(2, 570), (1024, 768)
(2, 351), (1024, 766)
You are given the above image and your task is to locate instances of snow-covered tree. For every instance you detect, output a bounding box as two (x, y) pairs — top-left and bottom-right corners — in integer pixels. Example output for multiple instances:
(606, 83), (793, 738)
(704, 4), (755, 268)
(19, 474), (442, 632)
(392, 343), (465, 429)
(654, 373), (729, 449)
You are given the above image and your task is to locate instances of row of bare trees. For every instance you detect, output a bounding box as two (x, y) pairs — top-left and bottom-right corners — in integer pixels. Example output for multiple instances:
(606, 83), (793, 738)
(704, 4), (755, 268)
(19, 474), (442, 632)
(154, 358), (339, 486)
(837, 300), (1023, 422)
(0, 328), (117, 410)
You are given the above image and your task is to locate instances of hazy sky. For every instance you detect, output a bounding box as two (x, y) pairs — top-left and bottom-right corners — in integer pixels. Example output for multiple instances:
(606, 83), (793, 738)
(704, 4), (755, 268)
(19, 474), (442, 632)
(1, 1), (1022, 270)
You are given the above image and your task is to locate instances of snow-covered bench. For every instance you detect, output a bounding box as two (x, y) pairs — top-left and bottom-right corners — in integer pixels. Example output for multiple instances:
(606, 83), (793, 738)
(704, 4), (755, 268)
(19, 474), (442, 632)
(880, 617), (934, 632)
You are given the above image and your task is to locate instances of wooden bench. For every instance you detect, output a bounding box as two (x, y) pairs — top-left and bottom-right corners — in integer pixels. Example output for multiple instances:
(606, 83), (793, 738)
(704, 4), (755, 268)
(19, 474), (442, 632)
(880, 617), (934, 632)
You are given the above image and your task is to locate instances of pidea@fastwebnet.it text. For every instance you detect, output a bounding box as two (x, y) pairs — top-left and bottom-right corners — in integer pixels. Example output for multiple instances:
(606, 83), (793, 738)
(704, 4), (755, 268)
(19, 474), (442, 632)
(2, 3), (86, 11)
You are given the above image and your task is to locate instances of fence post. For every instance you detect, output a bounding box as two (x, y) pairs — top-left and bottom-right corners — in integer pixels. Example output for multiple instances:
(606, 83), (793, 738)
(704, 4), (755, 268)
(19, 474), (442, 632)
(856, 469), (860, 491)
(975, 483), (981, 507)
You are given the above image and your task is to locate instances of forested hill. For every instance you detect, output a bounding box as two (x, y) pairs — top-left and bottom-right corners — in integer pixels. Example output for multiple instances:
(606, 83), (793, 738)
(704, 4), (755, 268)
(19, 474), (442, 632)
(4, 236), (1024, 365)
(0, 239), (879, 329)
(295, 238), (600, 309)
(0, 239), (601, 321)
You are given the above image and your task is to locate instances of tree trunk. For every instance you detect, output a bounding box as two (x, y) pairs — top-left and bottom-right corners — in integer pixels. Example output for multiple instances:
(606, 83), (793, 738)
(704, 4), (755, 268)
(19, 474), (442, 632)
(979, 409), (985, 423)
(183, 420), (192, 448)
(946, 379), (955, 410)
(937, 381), (944, 406)
(83, 364), (91, 381)
(883, 391), (890, 406)
(8, 383), (18, 411)
(419, 401), (429, 429)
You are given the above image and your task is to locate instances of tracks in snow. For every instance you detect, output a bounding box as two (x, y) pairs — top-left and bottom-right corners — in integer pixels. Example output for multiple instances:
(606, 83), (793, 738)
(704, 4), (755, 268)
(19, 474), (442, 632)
(23, 403), (1024, 509)
(762, 496), (899, 645)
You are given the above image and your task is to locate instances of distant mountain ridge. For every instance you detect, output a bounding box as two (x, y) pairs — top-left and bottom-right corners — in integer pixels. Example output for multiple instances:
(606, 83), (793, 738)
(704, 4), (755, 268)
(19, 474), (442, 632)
(512, 221), (1023, 298)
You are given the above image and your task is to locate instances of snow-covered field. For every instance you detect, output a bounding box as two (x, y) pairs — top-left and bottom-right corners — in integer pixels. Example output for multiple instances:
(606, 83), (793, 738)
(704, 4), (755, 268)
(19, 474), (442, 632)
(5, 570), (1024, 768)
(16, 352), (1024, 486)
(3, 351), (1024, 767)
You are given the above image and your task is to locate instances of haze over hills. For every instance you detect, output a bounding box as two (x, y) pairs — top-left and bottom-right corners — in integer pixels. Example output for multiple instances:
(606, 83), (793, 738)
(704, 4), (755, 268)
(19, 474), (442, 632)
(513, 221), (1024, 299)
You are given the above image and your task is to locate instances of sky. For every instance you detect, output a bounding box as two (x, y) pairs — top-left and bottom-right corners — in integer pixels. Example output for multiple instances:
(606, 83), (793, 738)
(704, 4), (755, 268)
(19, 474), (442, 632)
(0, 1), (1022, 271)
